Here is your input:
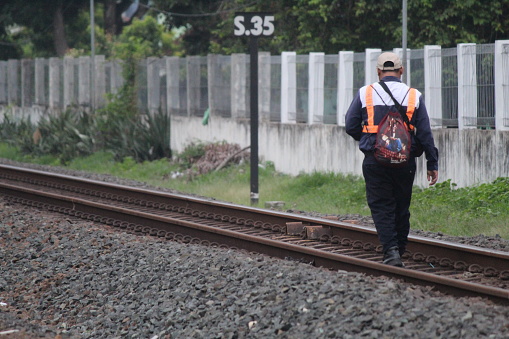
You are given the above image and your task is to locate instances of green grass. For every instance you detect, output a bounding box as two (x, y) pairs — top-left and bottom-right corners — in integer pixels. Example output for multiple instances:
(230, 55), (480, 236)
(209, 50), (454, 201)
(1, 143), (508, 240)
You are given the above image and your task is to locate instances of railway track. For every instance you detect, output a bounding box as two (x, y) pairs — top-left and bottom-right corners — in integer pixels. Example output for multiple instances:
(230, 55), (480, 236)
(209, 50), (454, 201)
(0, 164), (508, 305)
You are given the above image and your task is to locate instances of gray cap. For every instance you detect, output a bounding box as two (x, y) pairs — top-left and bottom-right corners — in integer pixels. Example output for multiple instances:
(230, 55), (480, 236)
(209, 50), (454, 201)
(377, 52), (402, 70)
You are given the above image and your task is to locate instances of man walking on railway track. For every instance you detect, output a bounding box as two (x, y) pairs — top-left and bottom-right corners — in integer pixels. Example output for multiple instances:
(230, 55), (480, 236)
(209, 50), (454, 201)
(345, 52), (439, 267)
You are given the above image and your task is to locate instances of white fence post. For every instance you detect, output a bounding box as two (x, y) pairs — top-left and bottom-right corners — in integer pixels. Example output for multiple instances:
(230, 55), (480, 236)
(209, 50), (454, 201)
(78, 56), (90, 108)
(337, 51), (354, 127)
(34, 58), (46, 106)
(63, 56), (76, 108)
(21, 59), (33, 107)
(457, 43), (477, 130)
(308, 52), (324, 124)
(111, 60), (124, 93)
(258, 52), (271, 122)
(94, 55), (106, 108)
(147, 57), (161, 114)
(0, 61), (6, 105)
(166, 56), (180, 116)
(424, 45), (442, 128)
(207, 54), (220, 118)
(7, 60), (19, 106)
(186, 56), (201, 117)
(281, 51), (296, 123)
(393, 48), (411, 86)
(231, 53), (248, 119)
(49, 57), (61, 109)
(365, 48), (381, 85)
(495, 40), (509, 131)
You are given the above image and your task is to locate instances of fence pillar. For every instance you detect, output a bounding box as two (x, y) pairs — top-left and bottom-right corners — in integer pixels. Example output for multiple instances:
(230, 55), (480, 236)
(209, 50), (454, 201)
(207, 54), (219, 118)
(166, 56), (180, 116)
(21, 59), (33, 107)
(79, 56), (91, 107)
(393, 48), (411, 86)
(307, 52), (324, 124)
(187, 56), (200, 117)
(147, 57), (161, 114)
(281, 51), (296, 123)
(365, 48), (381, 85)
(209, 55), (231, 118)
(231, 53), (248, 119)
(495, 40), (509, 131)
(0, 61), (6, 105)
(49, 57), (61, 109)
(34, 58), (46, 106)
(424, 45), (442, 128)
(7, 60), (19, 106)
(457, 43), (477, 130)
(94, 55), (106, 108)
(63, 56), (76, 108)
(111, 60), (124, 93)
(337, 51), (354, 127)
(258, 52), (271, 122)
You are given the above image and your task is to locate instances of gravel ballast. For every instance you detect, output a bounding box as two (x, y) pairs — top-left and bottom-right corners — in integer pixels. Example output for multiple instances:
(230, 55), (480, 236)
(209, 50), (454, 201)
(1, 161), (509, 338)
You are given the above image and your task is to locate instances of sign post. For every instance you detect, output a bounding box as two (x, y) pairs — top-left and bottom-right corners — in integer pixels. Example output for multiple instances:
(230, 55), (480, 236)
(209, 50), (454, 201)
(234, 12), (274, 205)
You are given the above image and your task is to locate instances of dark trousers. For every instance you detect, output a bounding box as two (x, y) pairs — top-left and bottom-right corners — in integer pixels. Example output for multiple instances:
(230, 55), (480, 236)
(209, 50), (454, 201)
(362, 156), (416, 254)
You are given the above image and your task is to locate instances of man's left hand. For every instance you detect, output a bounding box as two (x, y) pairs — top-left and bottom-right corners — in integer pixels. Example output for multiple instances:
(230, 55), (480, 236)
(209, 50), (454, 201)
(427, 170), (438, 186)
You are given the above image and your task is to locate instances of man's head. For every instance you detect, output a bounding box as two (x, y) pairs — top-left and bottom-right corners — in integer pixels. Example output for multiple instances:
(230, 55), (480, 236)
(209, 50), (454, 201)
(377, 52), (403, 78)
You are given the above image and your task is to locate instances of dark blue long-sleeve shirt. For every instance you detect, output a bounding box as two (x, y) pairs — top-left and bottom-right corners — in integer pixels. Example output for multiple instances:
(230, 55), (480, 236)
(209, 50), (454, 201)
(345, 76), (438, 171)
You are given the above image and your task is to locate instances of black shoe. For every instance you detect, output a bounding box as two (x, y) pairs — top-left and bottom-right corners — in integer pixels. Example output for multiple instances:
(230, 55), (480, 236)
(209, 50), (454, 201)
(383, 246), (404, 267)
(399, 247), (406, 258)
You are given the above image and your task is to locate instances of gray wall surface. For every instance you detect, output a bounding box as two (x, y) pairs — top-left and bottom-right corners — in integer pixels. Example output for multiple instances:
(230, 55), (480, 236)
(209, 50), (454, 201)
(170, 115), (509, 188)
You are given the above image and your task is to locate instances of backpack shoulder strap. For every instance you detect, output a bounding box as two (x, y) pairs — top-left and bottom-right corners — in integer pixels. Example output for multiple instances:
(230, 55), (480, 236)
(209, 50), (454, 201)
(378, 81), (412, 128)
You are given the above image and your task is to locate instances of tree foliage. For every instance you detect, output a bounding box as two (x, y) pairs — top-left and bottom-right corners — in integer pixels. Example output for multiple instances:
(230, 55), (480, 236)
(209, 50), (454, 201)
(1, 0), (509, 60)
(152, 0), (509, 55)
(407, 0), (509, 47)
(0, 0), (151, 59)
(0, 0), (89, 58)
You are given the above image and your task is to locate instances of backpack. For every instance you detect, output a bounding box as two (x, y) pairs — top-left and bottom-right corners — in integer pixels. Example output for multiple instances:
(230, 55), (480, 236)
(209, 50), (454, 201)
(373, 81), (413, 168)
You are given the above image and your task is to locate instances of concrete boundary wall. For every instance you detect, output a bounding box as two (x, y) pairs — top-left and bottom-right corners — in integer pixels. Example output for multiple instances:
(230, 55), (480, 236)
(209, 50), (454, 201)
(169, 115), (509, 188)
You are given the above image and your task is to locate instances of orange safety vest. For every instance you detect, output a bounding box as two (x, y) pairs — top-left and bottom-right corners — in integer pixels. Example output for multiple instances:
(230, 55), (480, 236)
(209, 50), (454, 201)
(363, 85), (417, 133)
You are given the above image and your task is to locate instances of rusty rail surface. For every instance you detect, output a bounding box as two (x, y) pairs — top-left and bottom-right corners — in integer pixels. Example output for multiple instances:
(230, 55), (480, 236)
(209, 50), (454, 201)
(0, 164), (508, 304)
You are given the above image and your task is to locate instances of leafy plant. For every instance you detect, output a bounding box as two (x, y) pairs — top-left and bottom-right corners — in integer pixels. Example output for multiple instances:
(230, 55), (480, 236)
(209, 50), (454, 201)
(94, 108), (171, 163)
(34, 110), (97, 163)
(176, 142), (206, 169)
(141, 109), (172, 160)
(0, 112), (37, 153)
(0, 104), (171, 165)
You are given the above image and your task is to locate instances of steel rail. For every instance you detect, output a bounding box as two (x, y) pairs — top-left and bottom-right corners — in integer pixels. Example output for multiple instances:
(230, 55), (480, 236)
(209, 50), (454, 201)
(1, 164), (508, 272)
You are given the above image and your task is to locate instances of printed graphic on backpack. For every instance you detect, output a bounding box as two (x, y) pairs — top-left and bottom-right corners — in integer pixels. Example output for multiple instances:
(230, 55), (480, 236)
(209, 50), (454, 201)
(374, 110), (411, 167)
